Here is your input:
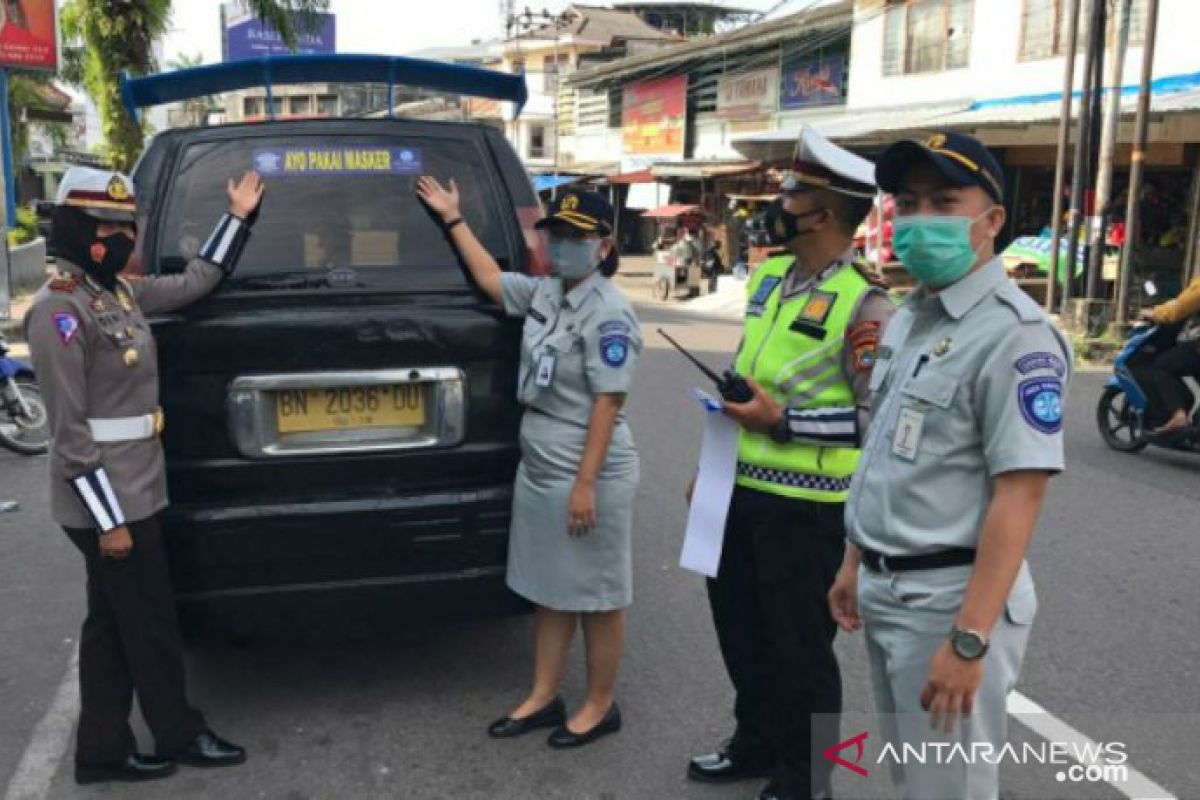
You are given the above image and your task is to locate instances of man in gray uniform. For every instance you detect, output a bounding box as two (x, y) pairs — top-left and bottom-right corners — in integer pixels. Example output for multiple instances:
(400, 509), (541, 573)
(25, 166), (263, 785)
(828, 133), (1072, 800)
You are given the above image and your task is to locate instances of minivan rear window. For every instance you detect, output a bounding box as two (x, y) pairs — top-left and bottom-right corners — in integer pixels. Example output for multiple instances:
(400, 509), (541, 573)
(158, 134), (510, 291)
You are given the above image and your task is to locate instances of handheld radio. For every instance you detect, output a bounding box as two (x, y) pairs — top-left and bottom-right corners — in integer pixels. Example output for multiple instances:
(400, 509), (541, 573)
(656, 328), (754, 403)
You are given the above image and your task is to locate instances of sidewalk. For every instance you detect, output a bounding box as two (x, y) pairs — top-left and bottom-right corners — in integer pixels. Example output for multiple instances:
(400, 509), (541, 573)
(1, 294), (33, 358)
(613, 254), (748, 319)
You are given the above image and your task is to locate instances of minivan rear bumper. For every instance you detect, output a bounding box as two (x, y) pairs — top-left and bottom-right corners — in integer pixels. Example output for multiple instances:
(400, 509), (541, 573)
(162, 483), (526, 634)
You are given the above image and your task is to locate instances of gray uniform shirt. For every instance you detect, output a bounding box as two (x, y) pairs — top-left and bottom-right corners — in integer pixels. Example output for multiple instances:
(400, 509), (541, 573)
(501, 271), (642, 426)
(846, 258), (1073, 555)
(25, 258), (224, 529)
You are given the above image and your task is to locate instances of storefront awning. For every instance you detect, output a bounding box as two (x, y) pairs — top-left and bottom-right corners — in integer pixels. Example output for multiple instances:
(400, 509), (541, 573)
(532, 174), (583, 192)
(609, 169), (656, 185)
(731, 101), (970, 160)
(641, 204), (703, 219)
(650, 160), (761, 179)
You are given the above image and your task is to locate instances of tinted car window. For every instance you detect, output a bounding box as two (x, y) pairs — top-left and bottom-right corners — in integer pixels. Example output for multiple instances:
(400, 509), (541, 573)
(158, 134), (508, 291)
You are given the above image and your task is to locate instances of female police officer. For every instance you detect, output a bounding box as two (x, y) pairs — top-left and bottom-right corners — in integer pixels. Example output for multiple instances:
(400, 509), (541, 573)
(417, 177), (641, 748)
(25, 166), (264, 785)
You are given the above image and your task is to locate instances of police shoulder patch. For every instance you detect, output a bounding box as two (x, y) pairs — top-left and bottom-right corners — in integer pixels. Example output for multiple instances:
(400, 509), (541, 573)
(1017, 376), (1063, 434)
(53, 311), (81, 346)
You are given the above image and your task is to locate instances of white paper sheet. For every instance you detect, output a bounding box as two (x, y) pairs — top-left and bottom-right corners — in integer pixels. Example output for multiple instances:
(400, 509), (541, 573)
(680, 389), (740, 578)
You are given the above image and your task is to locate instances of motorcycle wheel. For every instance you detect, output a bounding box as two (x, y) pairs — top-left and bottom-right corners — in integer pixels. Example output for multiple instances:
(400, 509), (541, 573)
(1096, 386), (1148, 453)
(0, 377), (51, 456)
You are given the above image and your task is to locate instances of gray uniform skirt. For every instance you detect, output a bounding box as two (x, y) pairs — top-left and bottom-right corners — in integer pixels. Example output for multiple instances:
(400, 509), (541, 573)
(506, 409), (640, 612)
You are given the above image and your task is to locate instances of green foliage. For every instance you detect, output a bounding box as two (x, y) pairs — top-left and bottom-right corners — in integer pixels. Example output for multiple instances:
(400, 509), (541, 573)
(6, 207), (39, 247)
(60, 0), (171, 171)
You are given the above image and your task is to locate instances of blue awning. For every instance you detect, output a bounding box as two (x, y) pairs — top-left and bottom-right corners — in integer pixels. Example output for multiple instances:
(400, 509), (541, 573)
(532, 174), (580, 192)
(120, 54), (528, 122)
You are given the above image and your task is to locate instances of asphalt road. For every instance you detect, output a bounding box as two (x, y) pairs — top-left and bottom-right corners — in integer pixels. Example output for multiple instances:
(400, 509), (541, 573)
(1, 298), (1197, 800)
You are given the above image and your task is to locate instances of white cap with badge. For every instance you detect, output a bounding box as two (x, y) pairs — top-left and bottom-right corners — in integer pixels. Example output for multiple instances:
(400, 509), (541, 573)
(780, 126), (877, 199)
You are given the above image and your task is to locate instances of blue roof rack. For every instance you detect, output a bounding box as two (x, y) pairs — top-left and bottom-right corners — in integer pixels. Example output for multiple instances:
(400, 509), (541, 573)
(120, 53), (527, 122)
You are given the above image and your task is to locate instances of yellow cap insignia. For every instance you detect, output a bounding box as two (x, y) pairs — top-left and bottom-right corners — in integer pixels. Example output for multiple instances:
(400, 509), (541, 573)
(124, 347), (139, 367)
(561, 194), (579, 211)
(106, 175), (130, 201)
(926, 133), (947, 150)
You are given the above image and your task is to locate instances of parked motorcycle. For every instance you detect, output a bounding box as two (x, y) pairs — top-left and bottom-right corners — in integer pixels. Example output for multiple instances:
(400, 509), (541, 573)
(1096, 322), (1200, 455)
(0, 334), (50, 455)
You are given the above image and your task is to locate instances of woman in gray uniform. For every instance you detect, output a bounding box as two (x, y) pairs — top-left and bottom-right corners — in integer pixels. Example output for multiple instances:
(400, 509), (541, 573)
(417, 177), (641, 748)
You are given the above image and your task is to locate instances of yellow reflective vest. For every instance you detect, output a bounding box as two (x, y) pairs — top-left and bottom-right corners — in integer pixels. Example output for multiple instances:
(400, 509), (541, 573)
(734, 254), (874, 502)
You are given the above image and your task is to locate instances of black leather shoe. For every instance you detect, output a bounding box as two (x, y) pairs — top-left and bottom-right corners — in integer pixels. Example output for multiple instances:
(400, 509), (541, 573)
(75, 753), (177, 785)
(167, 730), (246, 767)
(546, 703), (621, 749)
(688, 748), (774, 783)
(488, 696), (567, 739)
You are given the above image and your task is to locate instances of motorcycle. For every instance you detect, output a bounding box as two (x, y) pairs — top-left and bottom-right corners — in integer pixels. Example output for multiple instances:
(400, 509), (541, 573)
(0, 333), (50, 455)
(1096, 322), (1200, 455)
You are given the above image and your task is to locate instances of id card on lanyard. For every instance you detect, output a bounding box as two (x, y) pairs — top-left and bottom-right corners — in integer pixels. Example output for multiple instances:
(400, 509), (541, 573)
(536, 353), (556, 387)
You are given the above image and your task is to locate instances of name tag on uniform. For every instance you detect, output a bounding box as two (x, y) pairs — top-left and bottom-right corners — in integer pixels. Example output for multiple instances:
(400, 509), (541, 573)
(892, 408), (924, 461)
(536, 353), (557, 387)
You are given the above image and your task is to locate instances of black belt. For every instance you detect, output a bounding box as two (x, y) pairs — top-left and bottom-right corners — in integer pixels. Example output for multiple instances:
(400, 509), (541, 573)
(860, 547), (976, 574)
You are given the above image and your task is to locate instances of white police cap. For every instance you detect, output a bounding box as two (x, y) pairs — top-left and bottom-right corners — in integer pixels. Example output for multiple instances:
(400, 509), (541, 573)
(55, 166), (137, 222)
(780, 126), (876, 199)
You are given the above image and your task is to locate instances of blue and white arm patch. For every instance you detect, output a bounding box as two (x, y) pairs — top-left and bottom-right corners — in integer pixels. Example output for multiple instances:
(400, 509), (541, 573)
(597, 320), (631, 368)
(1017, 376), (1063, 434)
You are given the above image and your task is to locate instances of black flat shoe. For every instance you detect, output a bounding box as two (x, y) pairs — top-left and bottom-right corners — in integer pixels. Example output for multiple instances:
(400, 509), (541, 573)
(687, 748), (775, 783)
(166, 730), (246, 767)
(546, 703), (621, 749)
(488, 696), (567, 739)
(75, 753), (177, 785)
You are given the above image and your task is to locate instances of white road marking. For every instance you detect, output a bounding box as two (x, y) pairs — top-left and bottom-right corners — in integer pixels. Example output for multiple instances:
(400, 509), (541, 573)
(3, 649), (79, 800)
(1008, 691), (1178, 800)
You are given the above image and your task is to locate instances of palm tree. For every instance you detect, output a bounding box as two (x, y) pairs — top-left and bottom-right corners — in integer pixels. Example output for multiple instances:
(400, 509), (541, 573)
(167, 52), (217, 127)
(60, 0), (329, 170)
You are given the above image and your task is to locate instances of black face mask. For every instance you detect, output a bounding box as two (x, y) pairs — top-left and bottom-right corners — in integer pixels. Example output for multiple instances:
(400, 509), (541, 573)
(86, 233), (136, 289)
(765, 198), (827, 245)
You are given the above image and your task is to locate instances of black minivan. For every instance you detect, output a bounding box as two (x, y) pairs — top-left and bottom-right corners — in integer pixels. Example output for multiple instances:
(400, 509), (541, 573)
(131, 118), (546, 633)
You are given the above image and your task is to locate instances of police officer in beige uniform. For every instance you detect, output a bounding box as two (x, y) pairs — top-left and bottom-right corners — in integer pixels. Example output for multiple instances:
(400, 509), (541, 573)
(828, 133), (1072, 799)
(25, 166), (264, 785)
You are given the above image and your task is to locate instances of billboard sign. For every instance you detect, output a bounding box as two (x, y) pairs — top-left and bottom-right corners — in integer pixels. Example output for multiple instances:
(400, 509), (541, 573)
(780, 57), (844, 110)
(222, 3), (336, 62)
(0, 0), (58, 71)
(717, 68), (777, 119)
(621, 75), (686, 158)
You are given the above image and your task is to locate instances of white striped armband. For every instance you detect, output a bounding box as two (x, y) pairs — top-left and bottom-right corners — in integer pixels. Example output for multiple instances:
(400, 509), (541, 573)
(68, 467), (126, 533)
(199, 213), (250, 274)
(785, 406), (860, 448)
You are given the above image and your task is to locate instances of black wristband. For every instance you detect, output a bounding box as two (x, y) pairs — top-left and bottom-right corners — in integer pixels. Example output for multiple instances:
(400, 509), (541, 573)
(444, 217), (464, 232)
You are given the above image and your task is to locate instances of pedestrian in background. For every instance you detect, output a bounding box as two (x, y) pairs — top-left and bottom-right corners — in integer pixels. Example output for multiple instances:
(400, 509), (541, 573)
(417, 178), (641, 748)
(25, 167), (263, 785)
(829, 132), (1073, 800)
(687, 126), (893, 800)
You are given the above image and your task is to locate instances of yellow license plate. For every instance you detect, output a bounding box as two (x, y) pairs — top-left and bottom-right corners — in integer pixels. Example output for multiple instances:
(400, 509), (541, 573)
(275, 385), (425, 434)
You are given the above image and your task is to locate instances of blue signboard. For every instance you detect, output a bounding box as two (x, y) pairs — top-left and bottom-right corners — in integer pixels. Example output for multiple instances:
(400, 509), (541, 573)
(252, 147), (424, 177)
(224, 9), (336, 62)
(780, 57), (845, 110)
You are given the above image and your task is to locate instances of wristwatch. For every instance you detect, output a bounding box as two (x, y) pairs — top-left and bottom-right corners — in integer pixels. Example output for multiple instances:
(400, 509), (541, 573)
(949, 627), (989, 661)
(769, 412), (791, 444)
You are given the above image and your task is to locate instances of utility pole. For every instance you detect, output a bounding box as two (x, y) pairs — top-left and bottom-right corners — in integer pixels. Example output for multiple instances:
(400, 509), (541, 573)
(1064, 0), (1104, 314)
(1086, 0), (1133, 302)
(1115, 0), (1160, 324)
(1048, 0), (1084, 313)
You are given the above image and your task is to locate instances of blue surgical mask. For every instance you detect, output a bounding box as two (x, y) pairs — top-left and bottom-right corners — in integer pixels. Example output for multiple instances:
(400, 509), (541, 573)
(892, 210), (994, 288)
(549, 237), (603, 280)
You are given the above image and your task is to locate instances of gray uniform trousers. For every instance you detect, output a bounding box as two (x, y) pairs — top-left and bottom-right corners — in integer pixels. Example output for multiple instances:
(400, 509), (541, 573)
(858, 562), (1037, 800)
